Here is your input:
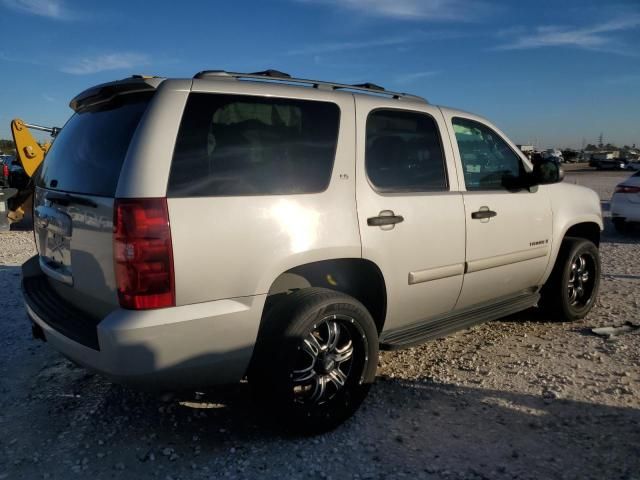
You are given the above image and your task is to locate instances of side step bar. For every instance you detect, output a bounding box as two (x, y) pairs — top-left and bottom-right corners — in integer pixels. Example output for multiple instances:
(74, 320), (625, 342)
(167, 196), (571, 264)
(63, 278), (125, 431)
(380, 292), (540, 350)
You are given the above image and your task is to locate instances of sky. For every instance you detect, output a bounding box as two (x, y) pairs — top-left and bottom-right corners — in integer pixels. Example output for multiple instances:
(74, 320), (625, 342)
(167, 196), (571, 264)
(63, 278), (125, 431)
(0, 0), (639, 149)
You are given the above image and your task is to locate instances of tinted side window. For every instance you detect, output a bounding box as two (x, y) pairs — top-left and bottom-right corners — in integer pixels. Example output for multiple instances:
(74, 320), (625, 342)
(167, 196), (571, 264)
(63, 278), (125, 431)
(452, 117), (524, 191)
(365, 110), (447, 192)
(38, 93), (152, 197)
(168, 94), (340, 196)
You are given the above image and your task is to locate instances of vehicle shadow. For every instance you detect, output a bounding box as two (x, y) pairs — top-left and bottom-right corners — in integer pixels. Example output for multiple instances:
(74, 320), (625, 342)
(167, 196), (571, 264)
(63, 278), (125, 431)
(13, 345), (639, 479)
(602, 217), (639, 244)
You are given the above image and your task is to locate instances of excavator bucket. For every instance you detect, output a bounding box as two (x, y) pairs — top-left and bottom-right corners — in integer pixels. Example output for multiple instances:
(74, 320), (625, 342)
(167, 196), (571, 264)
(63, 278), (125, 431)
(11, 119), (49, 177)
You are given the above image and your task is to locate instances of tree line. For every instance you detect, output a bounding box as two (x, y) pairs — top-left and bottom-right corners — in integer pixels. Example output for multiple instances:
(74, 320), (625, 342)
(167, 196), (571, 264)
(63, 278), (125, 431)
(0, 139), (16, 155)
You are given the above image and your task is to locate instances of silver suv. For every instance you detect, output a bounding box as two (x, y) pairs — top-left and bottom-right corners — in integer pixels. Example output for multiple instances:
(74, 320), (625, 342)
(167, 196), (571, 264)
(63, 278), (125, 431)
(22, 70), (602, 432)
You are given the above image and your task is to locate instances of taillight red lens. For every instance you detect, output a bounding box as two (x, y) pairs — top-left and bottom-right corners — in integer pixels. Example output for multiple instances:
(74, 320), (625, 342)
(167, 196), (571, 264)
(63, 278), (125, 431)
(2, 164), (8, 178)
(113, 198), (175, 309)
(615, 185), (640, 194)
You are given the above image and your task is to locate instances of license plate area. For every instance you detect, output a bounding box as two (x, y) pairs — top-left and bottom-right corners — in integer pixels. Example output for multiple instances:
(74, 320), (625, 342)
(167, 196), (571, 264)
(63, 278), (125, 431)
(35, 203), (74, 284)
(44, 231), (72, 269)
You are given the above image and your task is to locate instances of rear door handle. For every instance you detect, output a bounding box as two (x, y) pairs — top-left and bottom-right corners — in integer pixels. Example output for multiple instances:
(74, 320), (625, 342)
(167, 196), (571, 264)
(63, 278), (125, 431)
(367, 211), (404, 227)
(471, 208), (497, 220)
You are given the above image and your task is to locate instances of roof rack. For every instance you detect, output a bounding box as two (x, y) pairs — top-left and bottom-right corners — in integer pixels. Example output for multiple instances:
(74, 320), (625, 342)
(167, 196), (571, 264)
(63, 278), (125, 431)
(193, 70), (427, 103)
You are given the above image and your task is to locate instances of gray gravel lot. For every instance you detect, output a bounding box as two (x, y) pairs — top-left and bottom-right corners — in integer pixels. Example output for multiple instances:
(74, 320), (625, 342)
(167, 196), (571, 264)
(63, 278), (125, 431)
(1, 168), (639, 480)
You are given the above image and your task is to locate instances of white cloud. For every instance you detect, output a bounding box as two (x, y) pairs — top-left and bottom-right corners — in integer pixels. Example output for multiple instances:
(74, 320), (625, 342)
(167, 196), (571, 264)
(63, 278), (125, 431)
(297, 0), (491, 21)
(1, 0), (72, 20)
(495, 15), (640, 55)
(394, 70), (440, 84)
(288, 36), (413, 55)
(288, 30), (465, 56)
(60, 53), (150, 75)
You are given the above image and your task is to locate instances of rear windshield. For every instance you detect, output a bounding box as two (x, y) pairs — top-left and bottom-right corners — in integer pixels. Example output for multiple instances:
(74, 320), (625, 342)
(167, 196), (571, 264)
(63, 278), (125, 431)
(168, 93), (340, 196)
(37, 92), (152, 197)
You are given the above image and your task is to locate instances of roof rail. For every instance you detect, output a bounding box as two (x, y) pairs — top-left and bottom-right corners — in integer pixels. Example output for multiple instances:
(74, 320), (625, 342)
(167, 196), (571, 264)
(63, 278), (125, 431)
(193, 70), (427, 103)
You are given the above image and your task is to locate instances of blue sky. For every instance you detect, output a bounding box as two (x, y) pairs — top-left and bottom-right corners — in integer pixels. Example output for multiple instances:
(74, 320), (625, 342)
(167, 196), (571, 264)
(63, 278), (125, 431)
(0, 0), (639, 149)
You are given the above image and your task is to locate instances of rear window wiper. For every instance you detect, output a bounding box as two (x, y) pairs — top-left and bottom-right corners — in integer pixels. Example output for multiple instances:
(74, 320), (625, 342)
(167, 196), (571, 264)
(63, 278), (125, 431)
(46, 192), (98, 208)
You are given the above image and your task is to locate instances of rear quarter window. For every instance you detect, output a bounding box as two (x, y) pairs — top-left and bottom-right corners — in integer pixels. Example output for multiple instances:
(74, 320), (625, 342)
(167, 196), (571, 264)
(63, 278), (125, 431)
(168, 93), (340, 197)
(37, 92), (152, 197)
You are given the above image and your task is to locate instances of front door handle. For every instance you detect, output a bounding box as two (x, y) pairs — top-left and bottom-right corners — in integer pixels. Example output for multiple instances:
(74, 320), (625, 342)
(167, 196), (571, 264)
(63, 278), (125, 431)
(471, 208), (497, 220)
(367, 210), (404, 227)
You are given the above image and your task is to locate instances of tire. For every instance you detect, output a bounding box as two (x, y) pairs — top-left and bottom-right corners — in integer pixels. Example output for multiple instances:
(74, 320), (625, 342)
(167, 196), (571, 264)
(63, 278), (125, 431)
(613, 218), (627, 234)
(539, 238), (600, 321)
(249, 288), (379, 434)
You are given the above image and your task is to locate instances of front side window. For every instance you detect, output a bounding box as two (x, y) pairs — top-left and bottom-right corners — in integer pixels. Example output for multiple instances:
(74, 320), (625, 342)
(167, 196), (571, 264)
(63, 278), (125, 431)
(168, 93), (340, 196)
(452, 117), (524, 191)
(365, 109), (448, 192)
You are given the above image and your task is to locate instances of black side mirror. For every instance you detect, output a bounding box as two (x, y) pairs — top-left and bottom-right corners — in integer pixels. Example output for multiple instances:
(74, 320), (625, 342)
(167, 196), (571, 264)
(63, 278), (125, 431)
(531, 158), (564, 185)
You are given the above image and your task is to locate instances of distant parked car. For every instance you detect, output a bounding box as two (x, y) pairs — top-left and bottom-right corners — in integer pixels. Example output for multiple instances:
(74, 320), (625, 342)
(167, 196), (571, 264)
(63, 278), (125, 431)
(561, 150), (579, 163)
(611, 171), (640, 232)
(0, 155), (11, 187)
(8, 159), (29, 190)
(542, 149), (564, 163)
(626, 162), (640, 171)
(596, 158), (627, 170)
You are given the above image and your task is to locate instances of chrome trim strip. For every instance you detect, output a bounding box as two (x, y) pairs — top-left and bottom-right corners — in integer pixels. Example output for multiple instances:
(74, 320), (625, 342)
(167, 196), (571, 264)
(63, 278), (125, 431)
(409, 263), (465, 285)
(466, 246), (549, 273)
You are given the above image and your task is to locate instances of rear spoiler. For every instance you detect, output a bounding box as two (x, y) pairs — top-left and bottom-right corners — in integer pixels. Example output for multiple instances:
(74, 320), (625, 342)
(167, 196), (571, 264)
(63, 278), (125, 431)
(69, 76), (165, 112)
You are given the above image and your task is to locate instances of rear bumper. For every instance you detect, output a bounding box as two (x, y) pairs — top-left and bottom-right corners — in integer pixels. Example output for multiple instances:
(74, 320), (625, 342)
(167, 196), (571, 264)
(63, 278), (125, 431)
(22, 256), (266, 388)
(611, 195), (640, 222)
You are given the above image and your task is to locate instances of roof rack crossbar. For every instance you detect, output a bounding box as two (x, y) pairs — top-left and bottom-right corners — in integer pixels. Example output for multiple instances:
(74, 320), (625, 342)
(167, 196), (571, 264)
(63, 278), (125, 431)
(193, 70), (427, 103)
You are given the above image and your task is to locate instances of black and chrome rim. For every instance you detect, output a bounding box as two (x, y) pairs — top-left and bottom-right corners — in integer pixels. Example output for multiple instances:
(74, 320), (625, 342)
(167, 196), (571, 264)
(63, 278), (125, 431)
(291, 314), (367, 405)
(567, 252), (596, 308)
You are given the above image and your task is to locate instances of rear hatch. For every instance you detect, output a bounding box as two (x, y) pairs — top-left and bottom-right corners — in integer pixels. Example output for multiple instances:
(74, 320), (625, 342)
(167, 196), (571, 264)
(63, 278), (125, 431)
(33, 80), (157, 319)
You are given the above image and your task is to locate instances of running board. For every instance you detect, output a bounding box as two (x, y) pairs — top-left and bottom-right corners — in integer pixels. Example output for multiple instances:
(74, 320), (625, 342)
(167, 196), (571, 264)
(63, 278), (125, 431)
(380, 292), (540, 350)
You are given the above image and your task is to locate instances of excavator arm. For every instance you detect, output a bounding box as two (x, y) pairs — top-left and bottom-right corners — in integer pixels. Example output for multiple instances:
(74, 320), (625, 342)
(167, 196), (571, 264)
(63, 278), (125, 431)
(10, 119), (57, 177)
(0, 119), (59, 230)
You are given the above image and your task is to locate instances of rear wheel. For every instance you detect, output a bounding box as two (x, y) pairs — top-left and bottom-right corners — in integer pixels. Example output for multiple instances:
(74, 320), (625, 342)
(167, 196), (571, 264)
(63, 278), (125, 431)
(249, 288), (378, 434)
(539, 238), (600, 321)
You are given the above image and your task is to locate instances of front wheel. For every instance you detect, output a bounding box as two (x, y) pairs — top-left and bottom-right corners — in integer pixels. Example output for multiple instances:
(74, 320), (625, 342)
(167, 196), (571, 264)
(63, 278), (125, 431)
(539, 238), (600, 321)
(249, 288), (379, 434)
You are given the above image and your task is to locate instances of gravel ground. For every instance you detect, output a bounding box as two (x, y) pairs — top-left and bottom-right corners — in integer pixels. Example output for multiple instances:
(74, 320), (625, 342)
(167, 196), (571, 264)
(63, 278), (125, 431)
(1, 169), (639, 480)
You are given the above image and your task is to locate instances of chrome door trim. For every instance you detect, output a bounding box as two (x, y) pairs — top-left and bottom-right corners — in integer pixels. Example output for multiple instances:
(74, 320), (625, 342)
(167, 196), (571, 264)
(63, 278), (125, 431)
(466, 246), (549, 273)
(408, 263), (465, 285)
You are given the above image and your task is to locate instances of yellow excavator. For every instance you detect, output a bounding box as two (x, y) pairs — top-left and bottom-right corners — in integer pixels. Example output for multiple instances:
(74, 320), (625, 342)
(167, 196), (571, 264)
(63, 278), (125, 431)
(0, 119), (58, 230)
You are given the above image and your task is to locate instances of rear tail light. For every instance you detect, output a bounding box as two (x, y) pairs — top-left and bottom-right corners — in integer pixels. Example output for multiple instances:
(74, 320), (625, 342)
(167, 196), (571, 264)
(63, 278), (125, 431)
(113, 198), (175, 309)
(2, 164), (8, 178)
(615, 185), (640, 194)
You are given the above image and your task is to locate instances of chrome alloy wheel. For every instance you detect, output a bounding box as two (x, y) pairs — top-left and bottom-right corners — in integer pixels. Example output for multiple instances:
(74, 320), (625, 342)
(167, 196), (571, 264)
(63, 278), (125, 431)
(291, 314), (365, 405)
(567, 253), (595, 307)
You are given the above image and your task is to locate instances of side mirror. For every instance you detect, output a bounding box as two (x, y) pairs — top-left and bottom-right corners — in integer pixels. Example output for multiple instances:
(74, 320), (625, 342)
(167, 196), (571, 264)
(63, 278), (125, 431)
(531, 158), (564, 185)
